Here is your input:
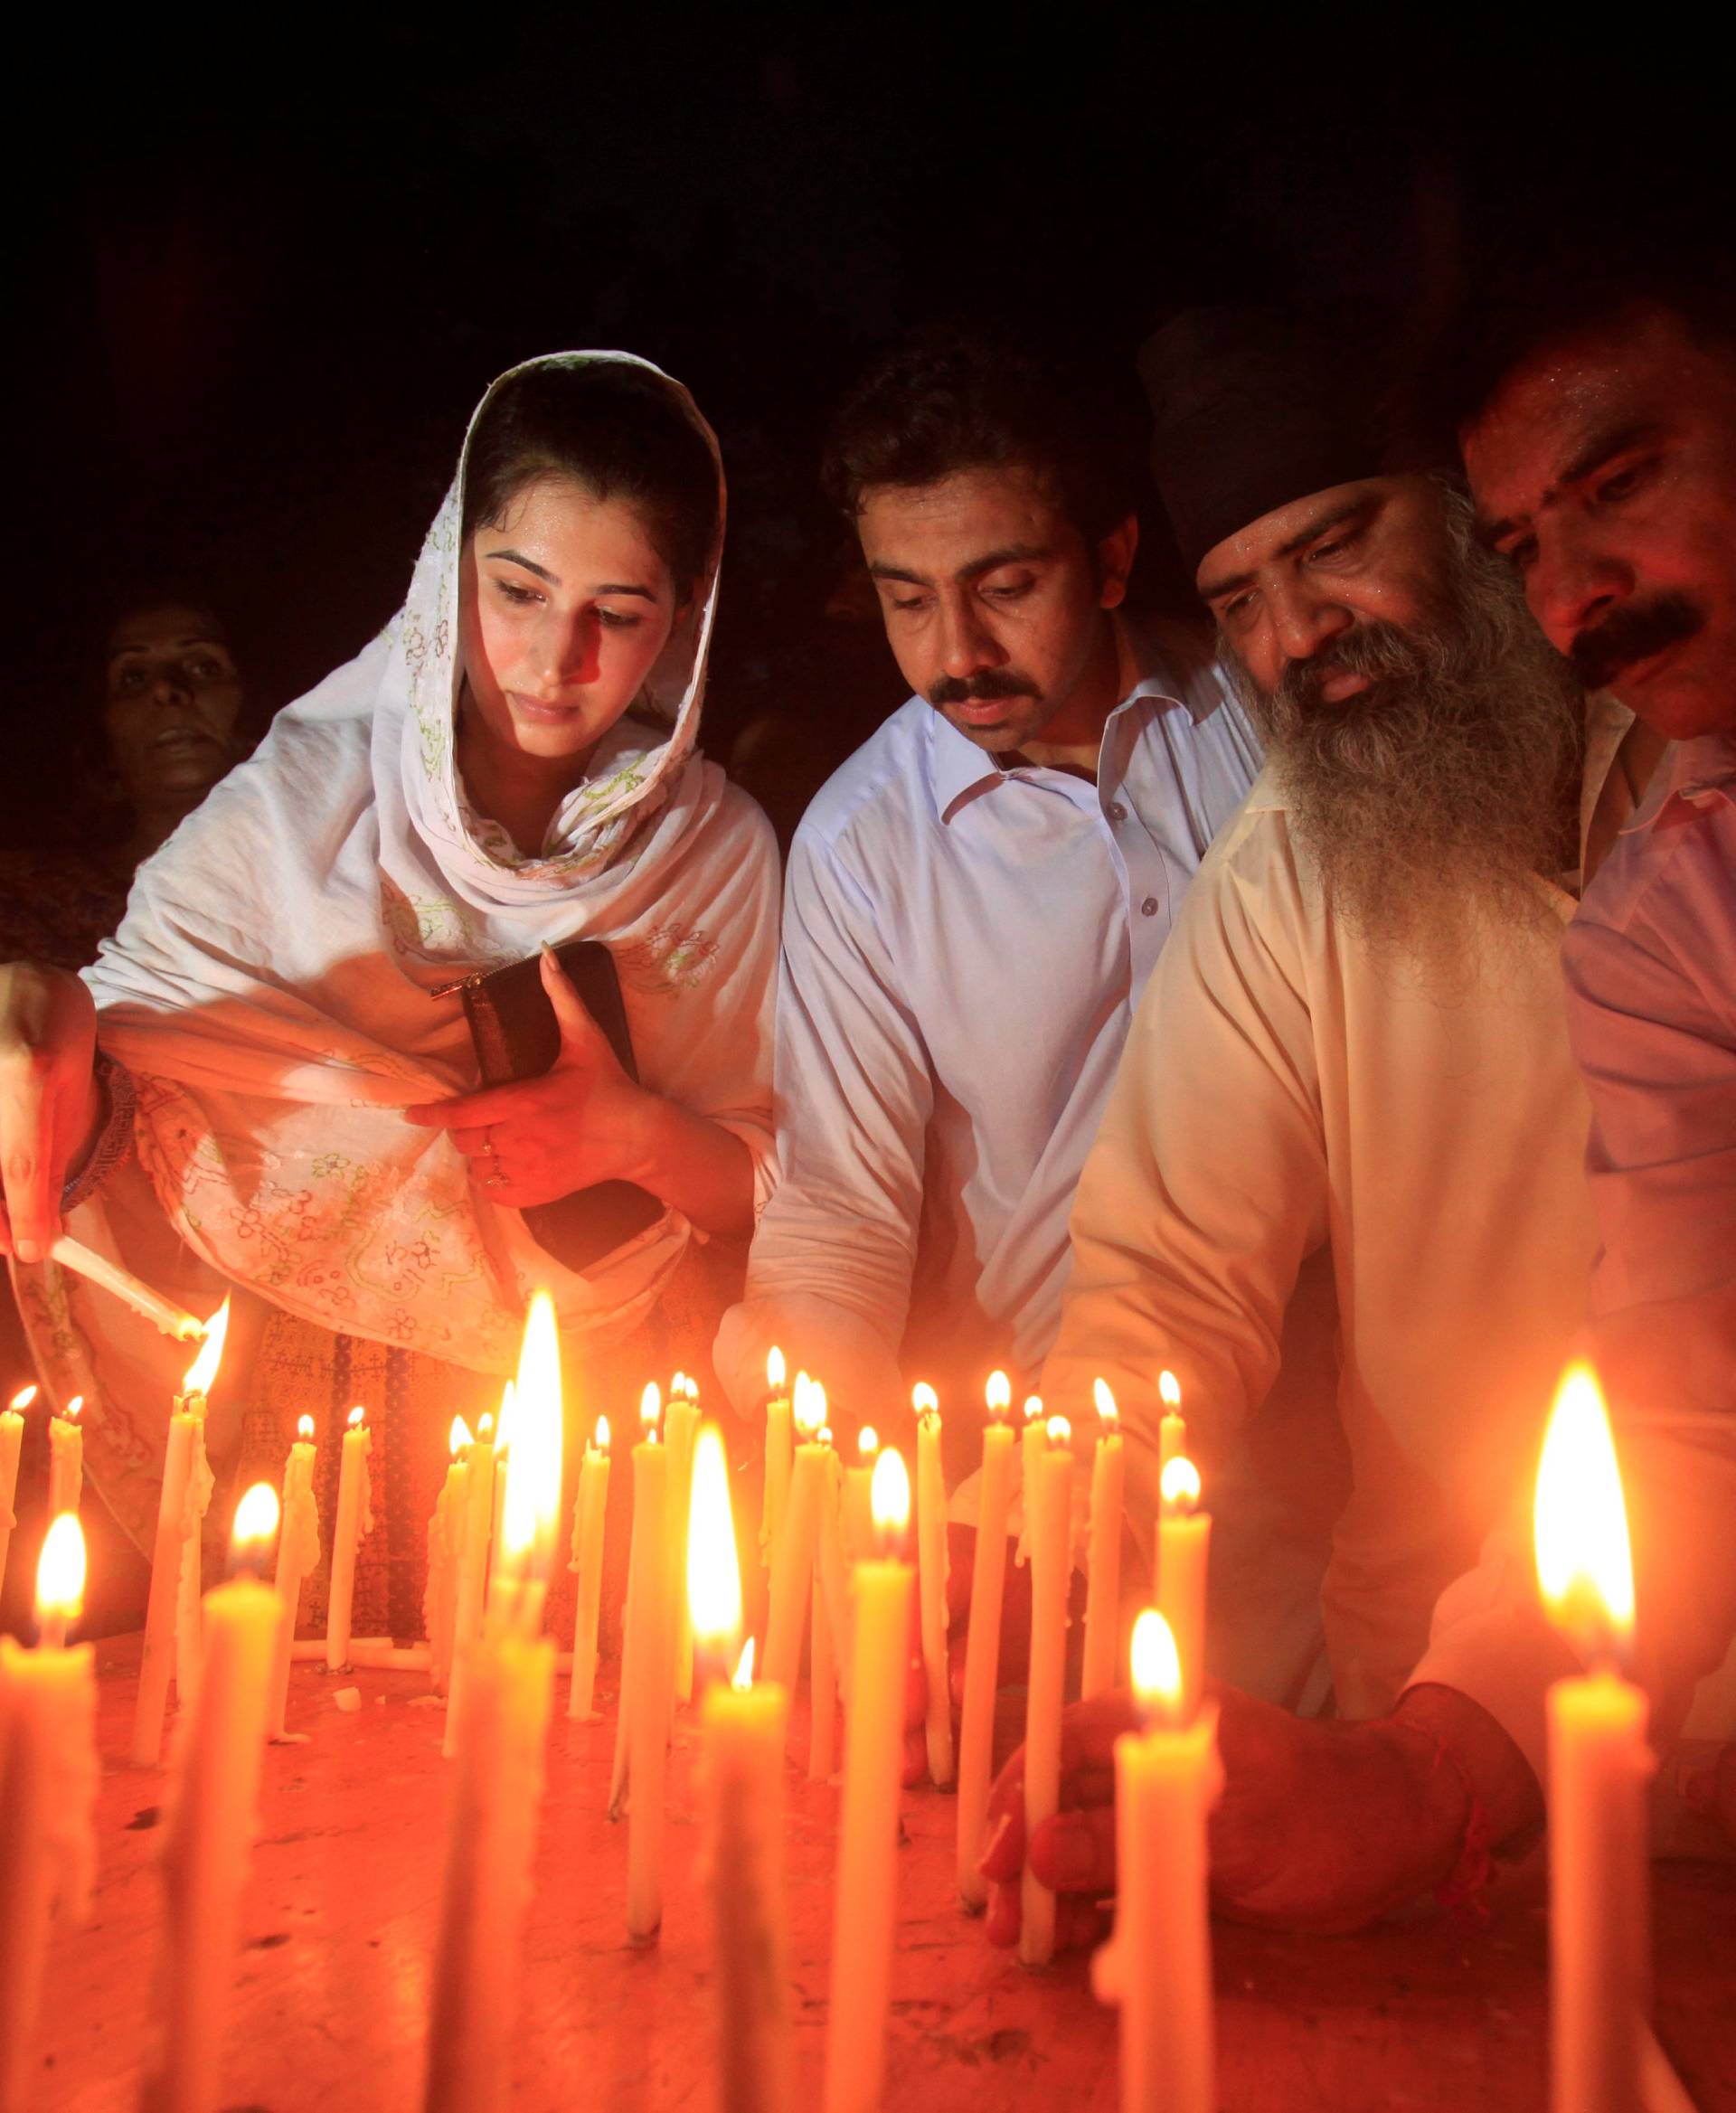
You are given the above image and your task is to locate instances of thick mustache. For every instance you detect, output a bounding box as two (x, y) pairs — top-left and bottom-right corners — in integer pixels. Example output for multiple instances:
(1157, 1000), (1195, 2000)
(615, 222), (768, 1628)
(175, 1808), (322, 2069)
(929, 669), (1038, 707)
(1569, 593), (1703, 691)
(1271, 624), (1426, 715)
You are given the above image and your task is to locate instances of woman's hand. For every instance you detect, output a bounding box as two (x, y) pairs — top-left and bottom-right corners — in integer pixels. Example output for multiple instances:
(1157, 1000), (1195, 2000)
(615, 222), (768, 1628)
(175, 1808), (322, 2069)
(404, 949), (657, 1209)
(0, 962), (102, 1262)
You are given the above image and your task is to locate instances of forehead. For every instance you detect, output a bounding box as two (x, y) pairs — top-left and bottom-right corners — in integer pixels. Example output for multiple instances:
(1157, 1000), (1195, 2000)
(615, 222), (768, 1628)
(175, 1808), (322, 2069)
(1194, 475), (1417, 587)
(856, 465), (1072, 569)
(108, 604), (225, 657)
(477, 473), (670, 575)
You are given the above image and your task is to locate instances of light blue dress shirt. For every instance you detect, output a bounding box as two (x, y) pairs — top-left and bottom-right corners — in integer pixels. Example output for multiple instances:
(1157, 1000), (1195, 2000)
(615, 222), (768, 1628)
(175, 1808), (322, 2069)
(714, 622), (1261, 1418)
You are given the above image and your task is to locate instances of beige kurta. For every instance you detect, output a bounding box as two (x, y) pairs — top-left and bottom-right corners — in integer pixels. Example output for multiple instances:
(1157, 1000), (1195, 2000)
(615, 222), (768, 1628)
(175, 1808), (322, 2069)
(1042, 699), (1642, 1726)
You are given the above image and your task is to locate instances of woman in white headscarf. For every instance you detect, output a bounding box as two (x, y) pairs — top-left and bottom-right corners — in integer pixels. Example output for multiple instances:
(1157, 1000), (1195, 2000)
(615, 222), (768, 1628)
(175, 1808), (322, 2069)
(0, 354), (777, 1603)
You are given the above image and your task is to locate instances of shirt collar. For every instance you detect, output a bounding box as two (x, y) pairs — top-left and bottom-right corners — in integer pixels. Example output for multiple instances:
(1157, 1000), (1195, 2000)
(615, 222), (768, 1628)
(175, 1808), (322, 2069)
(926, 617), (1222, 824)
(1620, 729), (1736, 837)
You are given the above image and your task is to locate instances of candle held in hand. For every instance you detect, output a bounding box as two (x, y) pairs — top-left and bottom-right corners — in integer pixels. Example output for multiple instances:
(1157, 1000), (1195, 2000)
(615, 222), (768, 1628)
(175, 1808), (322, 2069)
(1534, 1363), (1652, 2113)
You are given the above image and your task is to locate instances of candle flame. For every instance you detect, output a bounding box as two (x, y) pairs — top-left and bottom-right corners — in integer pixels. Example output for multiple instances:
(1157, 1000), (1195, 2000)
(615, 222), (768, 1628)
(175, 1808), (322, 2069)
(477, 1410), (495, 1440)
(1092, 1378), (1118, 1429)
(499, 1291), (563, 1572)
(594, 1415), (610, 1453)
(767, 1344), (786, 1392)
(182, 1296), (231, 1397)
(858, 1426), (878, 1459)
(448, 1416), (472, 1457)
(346, 1403), (366, 1431)
(793, 1371), (826, 1439)
(1022, 1393), (1044, 1424)
(732, 1637), (756, 1692)
(911, 1381), (939, 1423)
(36, 1513), (86, 1627)
(1045, 1415), (1071, 1448)
(686, 1424), (742, 1654)
(672, 1370), (688, 1397)
(232, 1481), (281, 1559)
(297, 1413), (316, 1443)
(62, 1394), (84, 1423)
(640, 1381), (663, 1437)
(1534, 1362), (1635, 1654)
(871, 1447), (911, 1548)
(986, 1369), (1012, 1417)
(817, 1426), (834, 1448)
(1130, 1608), (1183, 1720)
(1158, 1369), (1182, 1411)
(1160, 1455), (1202, 1514)
(7, 1382), (38, 1412)
(682, 1374), (699, 1403)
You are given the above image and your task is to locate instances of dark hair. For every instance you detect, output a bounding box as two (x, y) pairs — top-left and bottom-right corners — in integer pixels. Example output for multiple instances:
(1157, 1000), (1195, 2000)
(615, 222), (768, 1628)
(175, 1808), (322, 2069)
(820, 328), (1138, 542)
(1409, 237), (1736, 458)
(462, 361), (721, 604)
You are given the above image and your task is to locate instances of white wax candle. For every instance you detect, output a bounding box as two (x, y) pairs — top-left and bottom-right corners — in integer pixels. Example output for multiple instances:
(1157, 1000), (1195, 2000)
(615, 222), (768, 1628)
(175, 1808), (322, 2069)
(567, 1422), (610, 1722)
(1093, 1614), (1220, 2113)
(46, 1398), (84, 1519)
(763, 1382), (828, 1692)
(1156, 1457), (1211, 1721)
(822, 1450), (913, 2113)
(0, 1391), (28, 1600)
(841, 1427), (878, 1568)
(0, 1519), (98, 2112)
(956, 1407), (1015, 1910)
(134, 1404), (197, 1767)
(173, 1404), (215, 1710)
(664, 1383), (701, 1709)
(813, 1444), (852, 1722)
(1015, 1392), (1044, 1565)
(913, 1388), (954, 1788)
(760, 1352), (792, 1571)
(267, 1426), (321, 1740)
(1157, 1369), (1185, 1475)
(46, 1233), (205, 1340)
(1020, 1417), (1074, 1968)
(442, 1414), (499, 1761)
(143, 1488), (283, 2113)
(326, 1409), (373, 1672)
(1080, 1381), (1125, 1702)
(424, 1425), (469, 1702)
(705, 1656), (795, 2113)
(623, 1425), (672, 1942)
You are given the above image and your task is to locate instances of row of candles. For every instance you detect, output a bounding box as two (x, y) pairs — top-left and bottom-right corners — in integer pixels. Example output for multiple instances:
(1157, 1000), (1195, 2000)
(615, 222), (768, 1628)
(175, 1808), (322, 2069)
(0, 1281), (1661, 2113)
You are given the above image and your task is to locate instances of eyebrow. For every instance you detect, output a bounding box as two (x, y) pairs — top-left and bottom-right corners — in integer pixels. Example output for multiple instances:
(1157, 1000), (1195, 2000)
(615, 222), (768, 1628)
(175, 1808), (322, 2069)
(109, 636), (227, 662)
(485, 547), (657, 600)
(867, 542), (1052, 588)
(1196, 500), (1372, 603)
(1478, 421), (1668, 545)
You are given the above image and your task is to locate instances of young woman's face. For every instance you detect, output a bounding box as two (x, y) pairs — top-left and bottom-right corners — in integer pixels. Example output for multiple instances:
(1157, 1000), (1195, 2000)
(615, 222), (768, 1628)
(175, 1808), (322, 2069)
(458, 475), (681, 769)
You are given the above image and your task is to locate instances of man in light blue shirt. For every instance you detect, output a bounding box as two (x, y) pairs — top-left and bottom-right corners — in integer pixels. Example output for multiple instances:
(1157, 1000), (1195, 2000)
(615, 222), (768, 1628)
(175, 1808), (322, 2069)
(714, 333), (1260, 1421)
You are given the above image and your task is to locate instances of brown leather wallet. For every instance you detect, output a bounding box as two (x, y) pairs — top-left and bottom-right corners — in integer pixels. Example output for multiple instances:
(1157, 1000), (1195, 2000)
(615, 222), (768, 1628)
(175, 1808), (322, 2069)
(439, 939), (665, 1276)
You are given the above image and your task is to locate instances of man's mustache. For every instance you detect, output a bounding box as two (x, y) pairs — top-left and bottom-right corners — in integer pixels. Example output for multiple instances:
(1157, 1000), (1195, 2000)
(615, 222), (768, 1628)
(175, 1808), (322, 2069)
(1269, 623), (1426, 715)
(929, 668), (1041, 708)
(1569, 592), (1703, 691)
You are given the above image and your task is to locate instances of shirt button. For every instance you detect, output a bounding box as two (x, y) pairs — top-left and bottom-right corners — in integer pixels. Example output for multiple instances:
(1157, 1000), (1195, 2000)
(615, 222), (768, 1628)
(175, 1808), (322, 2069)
(1140, 895), (1159, 917)
(1107, 801), (1127, 822)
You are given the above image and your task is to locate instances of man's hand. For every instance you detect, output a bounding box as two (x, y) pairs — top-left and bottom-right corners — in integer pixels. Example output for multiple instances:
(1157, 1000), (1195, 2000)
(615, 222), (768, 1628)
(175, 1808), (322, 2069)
(405, 948), (656, 1207)
(0, 962), (101, 1263)
(975, 1683), (1494, 1945)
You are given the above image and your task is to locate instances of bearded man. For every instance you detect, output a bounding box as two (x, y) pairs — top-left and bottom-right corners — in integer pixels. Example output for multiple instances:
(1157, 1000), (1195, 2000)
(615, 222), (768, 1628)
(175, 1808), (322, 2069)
(980, 309), (1663, 1941)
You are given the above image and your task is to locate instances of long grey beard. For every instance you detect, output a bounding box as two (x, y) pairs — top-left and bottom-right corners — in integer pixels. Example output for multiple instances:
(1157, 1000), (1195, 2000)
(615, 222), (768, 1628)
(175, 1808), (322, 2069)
(1222, 495), (1585, 965)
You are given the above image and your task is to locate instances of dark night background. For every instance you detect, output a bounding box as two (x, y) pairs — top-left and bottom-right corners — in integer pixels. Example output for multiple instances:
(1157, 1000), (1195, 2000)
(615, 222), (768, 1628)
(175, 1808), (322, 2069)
(6, 21), (1731, 847)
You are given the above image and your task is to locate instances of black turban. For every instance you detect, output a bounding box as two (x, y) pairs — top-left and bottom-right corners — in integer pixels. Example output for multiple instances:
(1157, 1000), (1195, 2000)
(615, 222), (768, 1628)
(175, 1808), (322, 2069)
(1139, 308), (1384, 579)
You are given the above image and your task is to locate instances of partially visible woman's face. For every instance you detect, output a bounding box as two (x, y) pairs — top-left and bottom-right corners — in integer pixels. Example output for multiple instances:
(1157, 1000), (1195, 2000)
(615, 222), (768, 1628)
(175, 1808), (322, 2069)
(458, 475), (680, 769)
(104, 604), (246, 808)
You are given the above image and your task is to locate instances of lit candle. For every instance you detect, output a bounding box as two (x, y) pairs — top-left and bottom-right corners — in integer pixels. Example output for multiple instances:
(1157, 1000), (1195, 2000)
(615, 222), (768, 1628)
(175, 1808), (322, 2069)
(1091, 1609), (1220, 2113)
(567, 1416), (611, 1722)
(689, 1424), (793, 2113)
(957, 1376), (1016, 1910)
(1021, 1414), (1075, 1968)
(762, 1374), (827, 1693)
(809, 1428), (844, 1779)
(841, 1426), (878, 1568)
(326, 1405), (373, 1673)
(0, 1514), (98, 2111)
(0, 1383), (36, 1601)
(144, 1481), (284, 2113)
(1534, 1363), (1653, 2113)
(610, 1383), (663, 1813)
(912, 1382), (955, 1788)
(425, 1293), (562, 2113)
(1156, 1456), (1210, 1721)
(1015, 1389), (1043, 1565)
(822, 1449), (914, 2113)
(665, 1373), (702, 1710)
(268, 1415), (322, 1740)
(1080, 1380), (1125, 1702)
(46, 1394), (84, 1520)
(759, 1346), (792, 1571)
(134, 1301), (230, 1768)
(1157, 1369), (1185, 1474)
(620, 1382), (672, 1943)
(442, 1402), (500, 1760)
(425, 1419), (471, 1702)
(45, 1233), (206, 1340)
(486, 1382), (515, 1603)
